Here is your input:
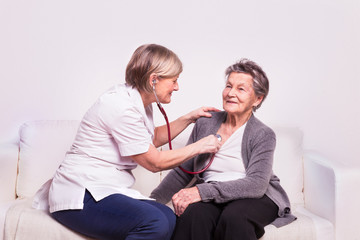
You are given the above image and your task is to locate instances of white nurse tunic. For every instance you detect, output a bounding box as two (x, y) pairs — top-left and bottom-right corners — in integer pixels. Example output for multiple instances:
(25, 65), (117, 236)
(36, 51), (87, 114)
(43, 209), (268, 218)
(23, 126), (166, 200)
(33, 83), (155, 213)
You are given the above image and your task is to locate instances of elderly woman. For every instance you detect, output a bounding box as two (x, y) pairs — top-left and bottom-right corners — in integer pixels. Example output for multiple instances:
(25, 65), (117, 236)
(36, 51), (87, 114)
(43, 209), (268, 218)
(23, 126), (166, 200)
(150, 59), (296, 240)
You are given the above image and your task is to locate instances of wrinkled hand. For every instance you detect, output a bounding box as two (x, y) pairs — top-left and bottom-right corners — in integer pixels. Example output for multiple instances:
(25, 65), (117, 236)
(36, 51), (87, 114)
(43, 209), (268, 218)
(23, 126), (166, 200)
(188, 106), (220, 123)
(172, 187), (201, 216)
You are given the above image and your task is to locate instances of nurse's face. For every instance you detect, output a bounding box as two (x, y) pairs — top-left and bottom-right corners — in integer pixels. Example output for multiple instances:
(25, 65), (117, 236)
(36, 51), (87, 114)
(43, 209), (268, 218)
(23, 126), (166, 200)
(154, 76), (179, 104)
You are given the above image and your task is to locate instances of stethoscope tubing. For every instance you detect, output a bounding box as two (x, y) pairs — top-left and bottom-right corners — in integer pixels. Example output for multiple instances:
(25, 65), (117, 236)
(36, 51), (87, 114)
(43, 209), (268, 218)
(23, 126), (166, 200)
(153, 81), (218, 175)
(155, 101), (216, 175)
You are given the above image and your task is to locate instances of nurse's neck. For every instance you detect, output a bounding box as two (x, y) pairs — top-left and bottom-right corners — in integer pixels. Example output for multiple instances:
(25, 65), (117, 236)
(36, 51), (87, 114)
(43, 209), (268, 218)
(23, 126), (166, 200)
(140, 90), (156, 108)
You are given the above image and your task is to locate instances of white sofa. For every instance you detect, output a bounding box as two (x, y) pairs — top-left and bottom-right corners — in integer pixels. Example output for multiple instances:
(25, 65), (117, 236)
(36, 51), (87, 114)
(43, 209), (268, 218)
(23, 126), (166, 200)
(1, 120), (360, 240)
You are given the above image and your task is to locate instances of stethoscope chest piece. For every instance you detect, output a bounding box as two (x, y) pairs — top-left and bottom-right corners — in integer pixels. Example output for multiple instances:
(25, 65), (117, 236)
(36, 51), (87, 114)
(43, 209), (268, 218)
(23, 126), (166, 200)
(215, 134), (222, 142)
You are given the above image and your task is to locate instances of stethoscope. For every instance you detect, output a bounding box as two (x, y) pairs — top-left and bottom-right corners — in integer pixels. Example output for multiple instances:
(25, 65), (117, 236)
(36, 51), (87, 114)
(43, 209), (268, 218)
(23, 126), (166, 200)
(152, 79), (221, 175)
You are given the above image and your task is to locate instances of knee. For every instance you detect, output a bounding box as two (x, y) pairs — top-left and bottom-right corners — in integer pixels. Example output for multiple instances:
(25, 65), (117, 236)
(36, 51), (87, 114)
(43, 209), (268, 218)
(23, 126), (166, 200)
(181, 202), (216, 222)
(217, 204), (255, 235)
(149, 219), (172, 239)
(176, 202), (219, 232)
(139, 209), (175, 239)
(219, 208), (248, 226)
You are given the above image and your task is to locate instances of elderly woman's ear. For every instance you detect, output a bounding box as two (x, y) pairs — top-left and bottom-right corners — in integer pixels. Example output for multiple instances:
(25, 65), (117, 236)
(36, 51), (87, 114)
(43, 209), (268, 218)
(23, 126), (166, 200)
(253, 95), (264, 109)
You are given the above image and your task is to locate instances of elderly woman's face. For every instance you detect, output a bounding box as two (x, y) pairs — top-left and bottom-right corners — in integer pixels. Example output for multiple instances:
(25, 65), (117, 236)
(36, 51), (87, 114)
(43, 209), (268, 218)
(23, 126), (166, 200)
(222, 72), (262, 116)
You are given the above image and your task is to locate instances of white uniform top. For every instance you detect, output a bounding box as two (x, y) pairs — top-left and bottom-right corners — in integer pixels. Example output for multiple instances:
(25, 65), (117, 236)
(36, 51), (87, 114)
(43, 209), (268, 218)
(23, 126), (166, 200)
(33, 83), (155, 213)
(203, 123), (247, 182)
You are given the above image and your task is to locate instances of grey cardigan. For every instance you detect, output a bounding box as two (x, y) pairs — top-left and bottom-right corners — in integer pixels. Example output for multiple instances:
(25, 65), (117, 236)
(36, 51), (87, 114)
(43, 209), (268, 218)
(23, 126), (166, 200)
(150, 111), (296, 227)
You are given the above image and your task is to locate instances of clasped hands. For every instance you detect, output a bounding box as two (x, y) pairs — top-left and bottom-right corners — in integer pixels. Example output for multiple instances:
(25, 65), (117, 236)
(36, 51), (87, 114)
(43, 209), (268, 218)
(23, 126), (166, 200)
(171, 186), (201, 216)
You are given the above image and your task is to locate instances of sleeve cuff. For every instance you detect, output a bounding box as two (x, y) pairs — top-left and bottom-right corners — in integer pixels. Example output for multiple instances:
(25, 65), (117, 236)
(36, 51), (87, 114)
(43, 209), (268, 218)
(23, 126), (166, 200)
(196, 183), (214, 202)
(119, 141), (151, 156)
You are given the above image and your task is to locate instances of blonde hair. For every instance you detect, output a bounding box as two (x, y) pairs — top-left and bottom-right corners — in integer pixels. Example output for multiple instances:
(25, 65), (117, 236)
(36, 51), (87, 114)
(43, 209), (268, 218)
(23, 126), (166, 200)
(125, 44), (183, 92)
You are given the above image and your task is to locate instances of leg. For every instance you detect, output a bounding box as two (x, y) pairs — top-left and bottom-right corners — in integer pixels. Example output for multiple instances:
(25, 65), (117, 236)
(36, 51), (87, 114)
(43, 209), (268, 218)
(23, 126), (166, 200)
(52, 190), (175, 240)
(139, 200), (176, 240)
(172, 202), (222, 240)
(214, 195), (278, 240)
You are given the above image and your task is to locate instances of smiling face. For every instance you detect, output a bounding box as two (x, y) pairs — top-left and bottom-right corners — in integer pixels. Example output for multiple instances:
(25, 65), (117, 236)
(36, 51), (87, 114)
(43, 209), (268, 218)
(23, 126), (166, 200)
(222, 72), (263, 116)
(153, 76), (179, 104)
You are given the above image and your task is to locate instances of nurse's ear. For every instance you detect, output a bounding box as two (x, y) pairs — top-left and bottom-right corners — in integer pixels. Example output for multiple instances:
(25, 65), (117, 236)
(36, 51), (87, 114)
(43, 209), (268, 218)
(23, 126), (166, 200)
(149, 73), (158, 88)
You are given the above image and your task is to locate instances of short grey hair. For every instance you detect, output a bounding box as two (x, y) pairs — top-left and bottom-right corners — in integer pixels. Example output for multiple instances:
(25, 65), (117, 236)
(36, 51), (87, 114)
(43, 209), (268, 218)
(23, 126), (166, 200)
(225, 58), (269, 111)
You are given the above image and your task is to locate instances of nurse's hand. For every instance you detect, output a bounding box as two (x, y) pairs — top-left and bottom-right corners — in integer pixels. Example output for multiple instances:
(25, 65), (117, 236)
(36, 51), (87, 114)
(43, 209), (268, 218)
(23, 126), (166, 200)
(172, 187), (201, 216)
(196, 134), (222, 154)
(187, 106), (220, 123)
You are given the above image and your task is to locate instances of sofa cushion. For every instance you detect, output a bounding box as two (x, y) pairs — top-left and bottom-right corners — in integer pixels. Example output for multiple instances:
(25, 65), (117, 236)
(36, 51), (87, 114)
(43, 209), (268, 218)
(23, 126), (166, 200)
(5, 198), (317, 240)
(17, 120), (80, 198)
(261, 209), (316, 240)
(4, 198), (94, 240)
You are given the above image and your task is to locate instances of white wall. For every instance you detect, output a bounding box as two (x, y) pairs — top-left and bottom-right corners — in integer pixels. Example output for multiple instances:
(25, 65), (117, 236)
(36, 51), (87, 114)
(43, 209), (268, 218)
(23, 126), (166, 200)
(1, 0), (359, 166)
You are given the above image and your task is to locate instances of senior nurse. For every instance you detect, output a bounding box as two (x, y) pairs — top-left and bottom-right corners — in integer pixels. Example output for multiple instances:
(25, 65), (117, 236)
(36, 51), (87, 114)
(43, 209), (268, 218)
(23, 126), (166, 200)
(33, 44), (221, 240)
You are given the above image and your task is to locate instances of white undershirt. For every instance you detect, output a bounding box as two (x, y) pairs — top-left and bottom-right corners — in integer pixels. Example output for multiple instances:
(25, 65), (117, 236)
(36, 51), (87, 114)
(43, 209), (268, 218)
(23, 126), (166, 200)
(203, 123), (247, 182)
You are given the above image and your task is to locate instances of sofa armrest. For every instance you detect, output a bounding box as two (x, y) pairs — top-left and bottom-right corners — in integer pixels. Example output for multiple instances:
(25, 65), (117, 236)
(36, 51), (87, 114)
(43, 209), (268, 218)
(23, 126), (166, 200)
(303, 150), (360, 240)
(0, 143), (19, 202)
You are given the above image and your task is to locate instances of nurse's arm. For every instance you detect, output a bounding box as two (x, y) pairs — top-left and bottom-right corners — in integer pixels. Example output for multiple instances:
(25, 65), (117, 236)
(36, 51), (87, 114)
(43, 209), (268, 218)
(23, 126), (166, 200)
(130, 135), (220, 173)
(153, 106), (219, 147)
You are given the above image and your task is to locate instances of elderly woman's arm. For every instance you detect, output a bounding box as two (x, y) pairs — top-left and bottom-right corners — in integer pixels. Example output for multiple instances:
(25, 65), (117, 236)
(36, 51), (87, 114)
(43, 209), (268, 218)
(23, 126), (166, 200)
(150, 167), (194, 204)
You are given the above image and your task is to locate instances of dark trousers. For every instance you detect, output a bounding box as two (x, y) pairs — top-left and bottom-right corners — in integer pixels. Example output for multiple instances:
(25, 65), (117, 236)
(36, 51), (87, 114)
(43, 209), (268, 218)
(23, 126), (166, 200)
(172, 195), (278, 240)
(52, 190), (176, 240)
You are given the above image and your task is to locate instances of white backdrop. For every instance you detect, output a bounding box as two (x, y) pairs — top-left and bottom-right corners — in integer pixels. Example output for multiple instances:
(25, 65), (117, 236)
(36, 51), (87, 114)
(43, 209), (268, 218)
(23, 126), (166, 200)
(0, 0), (359, 166)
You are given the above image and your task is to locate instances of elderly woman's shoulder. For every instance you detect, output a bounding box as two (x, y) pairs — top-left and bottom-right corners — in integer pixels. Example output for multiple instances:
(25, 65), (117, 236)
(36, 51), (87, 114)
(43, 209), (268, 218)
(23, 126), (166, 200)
(197, 111), (226, 124)
(248, 116), (276, 138)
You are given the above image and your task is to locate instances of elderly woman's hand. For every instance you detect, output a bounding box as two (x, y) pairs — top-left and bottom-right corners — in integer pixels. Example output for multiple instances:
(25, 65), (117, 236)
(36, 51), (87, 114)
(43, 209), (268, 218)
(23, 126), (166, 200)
(187, 107), (220, 123)
(172, 187), (201, 216)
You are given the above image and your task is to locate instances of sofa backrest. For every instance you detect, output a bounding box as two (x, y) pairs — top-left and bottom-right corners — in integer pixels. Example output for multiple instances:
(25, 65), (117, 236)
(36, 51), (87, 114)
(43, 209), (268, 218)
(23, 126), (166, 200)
(271, 126), (304, 207)
(17, 120), (162, 199)
(17, 121), (80, 198)
(0, 143), (19, 202)
(17, 120), (304, 207)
